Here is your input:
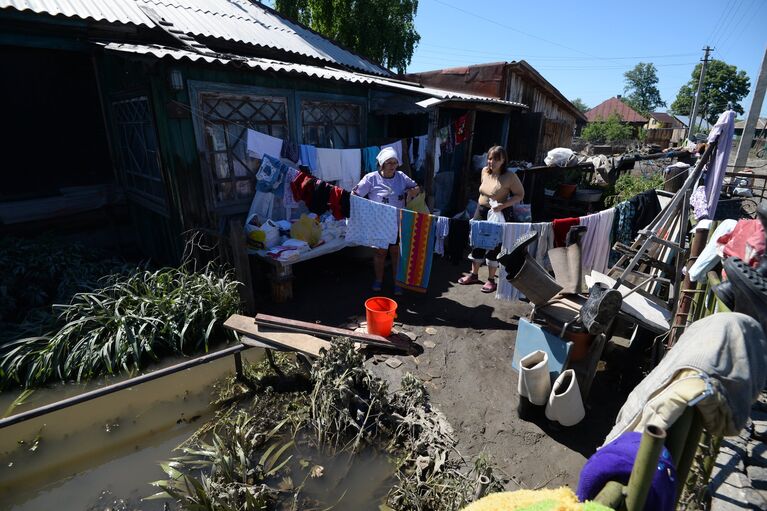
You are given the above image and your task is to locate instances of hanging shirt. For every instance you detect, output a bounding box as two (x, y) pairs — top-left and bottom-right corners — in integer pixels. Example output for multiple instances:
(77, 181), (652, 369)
(552, 217), (580, 248)
(352, 170), (417, 208)
(579, 208), (616, 275)
(281, 139), (300, 163)
(339, 148), (362, 192)
(345, 194), (399, 249)
(299, 144), (318, 172)
(246, 129), (283, 160)
(496, 222), (534, 301)
(316, 147), (343, 182)
(434, 216), (450, 256)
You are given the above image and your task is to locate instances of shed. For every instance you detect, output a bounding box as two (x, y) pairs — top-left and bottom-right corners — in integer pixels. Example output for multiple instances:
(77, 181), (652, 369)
(645, 112), (686, 147)
(404, 61), (587, 164)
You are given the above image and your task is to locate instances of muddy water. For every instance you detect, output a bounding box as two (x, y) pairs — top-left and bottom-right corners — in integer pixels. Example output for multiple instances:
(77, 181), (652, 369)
(0, 347), (264, 510)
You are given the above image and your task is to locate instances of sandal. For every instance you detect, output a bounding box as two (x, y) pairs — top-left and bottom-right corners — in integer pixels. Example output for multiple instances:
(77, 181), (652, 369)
(458, 273), (480, 285)
(481, 279), (497, 293)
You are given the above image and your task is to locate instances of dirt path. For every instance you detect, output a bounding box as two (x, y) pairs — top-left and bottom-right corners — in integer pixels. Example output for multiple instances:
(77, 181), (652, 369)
(259, 249), (627, 491)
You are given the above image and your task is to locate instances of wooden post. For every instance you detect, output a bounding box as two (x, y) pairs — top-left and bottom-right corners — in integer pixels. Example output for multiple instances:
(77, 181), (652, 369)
(626, 425), (667, 511)
(668, 225), (709, 347)
(424, 108), (438, 210)
(228, 218), (257, 315)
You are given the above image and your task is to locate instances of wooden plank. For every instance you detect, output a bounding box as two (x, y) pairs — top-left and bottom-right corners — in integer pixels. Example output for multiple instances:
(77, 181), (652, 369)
(254, 313), (410, 352)
(225, 314), (330, 357)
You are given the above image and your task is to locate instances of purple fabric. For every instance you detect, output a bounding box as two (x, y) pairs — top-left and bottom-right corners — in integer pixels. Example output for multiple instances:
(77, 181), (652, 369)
(702, 110), (736, 220)
(577, 432), (677, 511)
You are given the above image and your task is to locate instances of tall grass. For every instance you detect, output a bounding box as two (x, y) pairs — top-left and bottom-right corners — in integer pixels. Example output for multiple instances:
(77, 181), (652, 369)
(0, 264), (241, 389)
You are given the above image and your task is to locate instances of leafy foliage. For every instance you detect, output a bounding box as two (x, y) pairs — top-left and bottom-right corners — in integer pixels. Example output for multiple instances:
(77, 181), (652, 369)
(670, 59), (751, 125)
(0, 265), (241, 389)
(581, 113), (635, 143)
(273, 0), (421, 73)
(603, 172), (664, 206)
(0, 236), (133, 344)
(571, 98), (590, 113)
(623, 62), (665, 114)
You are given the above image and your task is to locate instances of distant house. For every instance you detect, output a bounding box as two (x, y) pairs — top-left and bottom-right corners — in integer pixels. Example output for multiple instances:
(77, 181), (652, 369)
(645, 112), (686, 147)
(405, 61), (587, 164)
(734, 117), (767, 138)
(584, 96), (647, 137)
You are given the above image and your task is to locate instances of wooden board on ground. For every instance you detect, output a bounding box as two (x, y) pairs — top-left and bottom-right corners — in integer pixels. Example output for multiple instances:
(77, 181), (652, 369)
(254, 313), (411, 353)
(225, 314), (331, 357)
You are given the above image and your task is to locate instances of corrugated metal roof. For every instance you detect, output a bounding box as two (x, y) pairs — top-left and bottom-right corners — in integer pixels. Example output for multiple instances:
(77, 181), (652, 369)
(649, 112), (684, 128)
(585, 97), (647, 123)
(0, 0), (390, 75)
(100, 42), (528, 110)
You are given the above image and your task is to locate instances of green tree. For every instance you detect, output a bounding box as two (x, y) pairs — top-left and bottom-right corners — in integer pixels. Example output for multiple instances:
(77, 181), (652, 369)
(571, 98), (590, 113)
(670, 59), (751, 125)
(622, 62), (665, 114)
(581, 114), (634, 143)
(273, 0), (421, 73)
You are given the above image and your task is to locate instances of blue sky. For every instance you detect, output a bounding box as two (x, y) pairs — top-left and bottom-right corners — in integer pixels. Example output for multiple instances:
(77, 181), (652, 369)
(406, 0), (767, 116)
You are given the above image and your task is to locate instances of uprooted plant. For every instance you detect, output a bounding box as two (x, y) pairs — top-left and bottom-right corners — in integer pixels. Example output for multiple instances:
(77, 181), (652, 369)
(0, 263), (241, 389)
(152, 339), (506, 511)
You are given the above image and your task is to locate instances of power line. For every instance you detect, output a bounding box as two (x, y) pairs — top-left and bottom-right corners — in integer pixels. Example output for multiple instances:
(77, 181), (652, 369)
(417, 43), (699, 61)
(706, 0), (739, 45)
(716, 0), (760, 56)
(712, 0), (745, 49)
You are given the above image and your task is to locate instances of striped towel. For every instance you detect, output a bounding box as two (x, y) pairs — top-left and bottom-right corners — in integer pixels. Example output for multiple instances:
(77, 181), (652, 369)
(396, 209), (436, 293)
(496, 222), (535, 302)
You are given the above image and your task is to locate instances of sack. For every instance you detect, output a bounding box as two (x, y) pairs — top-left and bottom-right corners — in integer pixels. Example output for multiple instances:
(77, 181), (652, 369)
(544, 148), (578, 167)
(487, 199), (506, 223)
(513, 203), (532, 222)
(405, 192), (429, 213)
(245, 215), (280, 250)
(290, 214), (322, 247)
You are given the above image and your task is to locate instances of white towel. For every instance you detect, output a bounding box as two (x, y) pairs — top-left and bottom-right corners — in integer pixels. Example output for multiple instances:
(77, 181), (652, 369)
(345, 194), (398, 249)
(381, 140), (403, 166)
(339, 148), (362, 191)
(246, 129), (283, 160)
(434, 216), (450, 255)
(496, 222), (534, 302)
(579, 208), (616, 274)
(316, 147), (343, 182)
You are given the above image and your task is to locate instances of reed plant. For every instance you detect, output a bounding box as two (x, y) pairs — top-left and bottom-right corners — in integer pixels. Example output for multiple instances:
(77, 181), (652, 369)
(0, 263), (241, 389)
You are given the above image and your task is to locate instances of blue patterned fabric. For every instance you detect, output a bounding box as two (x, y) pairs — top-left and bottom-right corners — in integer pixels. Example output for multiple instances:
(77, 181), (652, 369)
(345, 194), (398, 249)
(470, 220), (504, 250)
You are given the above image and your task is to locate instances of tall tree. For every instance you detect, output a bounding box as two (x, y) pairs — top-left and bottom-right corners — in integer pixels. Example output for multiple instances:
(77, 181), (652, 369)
(273, 0), (420, 73)
(570, 98), (589, 113)
(670, 59), (750, 125)
(622, 62), (665, 114)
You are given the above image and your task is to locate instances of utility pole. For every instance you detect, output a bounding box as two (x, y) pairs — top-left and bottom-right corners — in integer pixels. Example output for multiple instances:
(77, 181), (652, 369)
(733, 46), (767, 171)
(687, 46), (713, 140)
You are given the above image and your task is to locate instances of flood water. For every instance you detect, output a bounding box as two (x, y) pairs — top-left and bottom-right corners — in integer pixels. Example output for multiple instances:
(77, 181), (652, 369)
(0, 347), (264, 510)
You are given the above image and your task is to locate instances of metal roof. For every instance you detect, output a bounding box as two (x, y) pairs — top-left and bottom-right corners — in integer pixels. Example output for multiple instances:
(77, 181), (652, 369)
(100, 42), (528, 110)
(585, 97), (648, 123)
(0, 0), (390, 75)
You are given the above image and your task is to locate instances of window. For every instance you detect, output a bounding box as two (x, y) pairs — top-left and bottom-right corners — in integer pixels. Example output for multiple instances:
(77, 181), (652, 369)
(301, 100), (361, 148)
(199, 93), (289, 207)
(111, 97), (166, 211)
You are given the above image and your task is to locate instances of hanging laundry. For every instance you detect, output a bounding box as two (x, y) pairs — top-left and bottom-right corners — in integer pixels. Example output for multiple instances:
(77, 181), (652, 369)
(552, 217), (580, 248)
(299, 144), (318, 172)
(454, 114), (468, 144)
(396, 209), (437, 293)
(445, 217), (470, 264)
(434, 137), (442, 174)
(290, 170), (316, 208)
(380, 140), (403, 165)
(362, 146), (380, 172)
(470, 220), (504, 250)
(309, 180), (333, 215)
(631, 190), (661, 236)
(339, 148), (362, 192)
(345, 194), (399, 249)
(579, 208), (616, 274)
(703, 110), (737, 219)
(531, 222), (555, 270)
(283, 167), (301, 211)
(328, 186), (351, 220)
(496, 222), (534, 301)
(434, 216), (450, 256)
(316, 147), (343, 182)
(281, 139), (300, 163)
(246, 129), (283, 160)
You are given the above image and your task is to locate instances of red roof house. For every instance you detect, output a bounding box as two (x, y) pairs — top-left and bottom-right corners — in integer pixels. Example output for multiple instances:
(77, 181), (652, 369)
(585, 96), (648, 125)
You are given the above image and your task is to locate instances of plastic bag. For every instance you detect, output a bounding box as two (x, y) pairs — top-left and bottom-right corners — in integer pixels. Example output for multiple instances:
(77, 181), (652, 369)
(245, 215), (280, 250)
(487, 200), (506, 223)
(405, 192), (430, 213)
(290, 214), (322, 247)
(544, 147), (577, 167)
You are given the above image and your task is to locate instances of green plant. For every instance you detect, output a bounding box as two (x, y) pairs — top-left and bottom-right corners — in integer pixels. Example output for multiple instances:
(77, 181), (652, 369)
(582, 114), (635, 144)
(603, 172), (664, 206)
(0, 264), (241, 389)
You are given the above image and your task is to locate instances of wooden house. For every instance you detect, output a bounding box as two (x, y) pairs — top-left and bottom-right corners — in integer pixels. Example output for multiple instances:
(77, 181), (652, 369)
(584, 96), (648, 138)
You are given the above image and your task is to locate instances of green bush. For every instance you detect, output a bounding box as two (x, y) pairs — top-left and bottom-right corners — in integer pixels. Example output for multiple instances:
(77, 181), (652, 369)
(582, 113), (635, 143)
(0, 264), (241, 389)
(604, 172), (664, 206)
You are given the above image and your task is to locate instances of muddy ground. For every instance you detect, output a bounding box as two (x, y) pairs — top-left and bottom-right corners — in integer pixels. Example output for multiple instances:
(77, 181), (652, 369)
(257, 248), (632, 491)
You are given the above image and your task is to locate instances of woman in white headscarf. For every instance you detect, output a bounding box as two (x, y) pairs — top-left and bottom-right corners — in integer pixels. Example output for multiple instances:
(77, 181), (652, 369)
(353, 146), (420, 295)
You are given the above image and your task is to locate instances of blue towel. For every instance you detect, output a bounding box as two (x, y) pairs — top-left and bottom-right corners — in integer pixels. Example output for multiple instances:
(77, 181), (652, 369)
(300, 144), (318, 172)
(362, 146), (380, 173)
(469, 220), (503, 250)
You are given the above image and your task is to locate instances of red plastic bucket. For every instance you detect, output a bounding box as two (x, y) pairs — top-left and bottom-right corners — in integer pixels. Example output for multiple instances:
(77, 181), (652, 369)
(365, 297), (398, 337)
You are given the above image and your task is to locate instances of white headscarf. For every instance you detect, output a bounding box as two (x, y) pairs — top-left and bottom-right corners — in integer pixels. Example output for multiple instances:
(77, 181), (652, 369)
(376, 146), (400, 167)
